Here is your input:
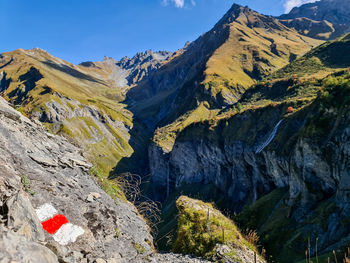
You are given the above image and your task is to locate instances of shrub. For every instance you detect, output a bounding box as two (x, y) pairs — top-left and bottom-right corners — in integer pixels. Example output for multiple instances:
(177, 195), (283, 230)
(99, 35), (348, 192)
(236, 103), (243, 112)
(173, 196), (259, 260)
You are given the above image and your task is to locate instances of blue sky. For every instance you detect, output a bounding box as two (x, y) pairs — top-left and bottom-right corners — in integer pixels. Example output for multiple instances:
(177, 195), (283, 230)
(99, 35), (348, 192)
(2, 0), (315, 64)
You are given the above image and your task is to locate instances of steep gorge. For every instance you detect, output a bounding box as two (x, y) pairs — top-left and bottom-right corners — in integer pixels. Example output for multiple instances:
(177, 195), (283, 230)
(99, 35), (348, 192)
(149, 37), (350, 261)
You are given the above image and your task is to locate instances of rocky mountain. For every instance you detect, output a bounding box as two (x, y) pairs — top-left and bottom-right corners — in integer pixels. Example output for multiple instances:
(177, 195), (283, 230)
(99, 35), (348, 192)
(278, 0), (350, 40)
(149, 34), (350, 262)
(139, 4), (323, 156)
(127, 4), (321, 128)
(0, 47), (173, 179)
(116, 50), (173, 86)
(80, 50), (173, 88)
(279, 17), (348, 40)
(118, 4), (322, 177)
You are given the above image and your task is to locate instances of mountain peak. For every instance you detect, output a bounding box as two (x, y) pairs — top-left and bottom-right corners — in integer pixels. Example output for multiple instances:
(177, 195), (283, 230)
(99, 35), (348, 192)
(216, 3), (254, 25)
(215, 3), (286, 31)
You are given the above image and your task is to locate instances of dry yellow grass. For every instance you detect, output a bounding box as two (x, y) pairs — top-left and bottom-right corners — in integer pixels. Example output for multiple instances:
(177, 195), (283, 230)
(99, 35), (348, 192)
(204, 11), (323, 102)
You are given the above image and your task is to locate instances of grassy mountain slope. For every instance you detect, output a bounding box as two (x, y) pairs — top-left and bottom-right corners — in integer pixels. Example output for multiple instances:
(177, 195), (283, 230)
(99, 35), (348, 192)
(279, 17), (348, 40)
(0, 48), (133, 174)
(128, 4), (321, 122)
(268, 33), (350, 80)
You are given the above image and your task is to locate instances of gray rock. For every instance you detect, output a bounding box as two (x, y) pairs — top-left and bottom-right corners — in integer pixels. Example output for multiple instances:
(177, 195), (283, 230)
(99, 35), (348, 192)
(0, 97), (153, 262)
(29, 153), (58, 167)
(0, 229), (59, 263)
(95, 259), (107, 263)
(155, 253), (212, 263)
(6, 192), (45, 242)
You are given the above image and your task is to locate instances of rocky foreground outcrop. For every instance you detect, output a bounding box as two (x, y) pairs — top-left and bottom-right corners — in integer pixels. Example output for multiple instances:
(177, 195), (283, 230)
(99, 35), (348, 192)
(0, 97), (209, 262)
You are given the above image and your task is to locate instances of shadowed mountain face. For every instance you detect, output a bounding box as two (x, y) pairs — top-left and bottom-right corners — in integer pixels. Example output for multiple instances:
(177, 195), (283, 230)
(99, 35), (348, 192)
(279, 17), (349, 40)
(278, 0), (350, 40)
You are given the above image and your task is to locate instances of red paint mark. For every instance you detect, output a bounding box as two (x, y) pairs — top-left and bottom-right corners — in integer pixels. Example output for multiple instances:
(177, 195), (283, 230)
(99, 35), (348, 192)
(41, 214), (69, 234)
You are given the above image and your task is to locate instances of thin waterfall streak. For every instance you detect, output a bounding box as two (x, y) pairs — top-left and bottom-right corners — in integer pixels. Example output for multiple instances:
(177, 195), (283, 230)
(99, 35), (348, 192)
(256, 120), (283, 154)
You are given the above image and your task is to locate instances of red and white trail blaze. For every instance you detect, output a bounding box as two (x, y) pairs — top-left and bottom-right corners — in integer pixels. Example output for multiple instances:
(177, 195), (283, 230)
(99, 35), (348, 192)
(35, 203), (84, 246)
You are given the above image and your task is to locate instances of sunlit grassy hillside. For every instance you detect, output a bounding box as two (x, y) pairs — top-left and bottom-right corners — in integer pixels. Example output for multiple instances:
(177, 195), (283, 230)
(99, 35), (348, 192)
(0, 48), (133, 175)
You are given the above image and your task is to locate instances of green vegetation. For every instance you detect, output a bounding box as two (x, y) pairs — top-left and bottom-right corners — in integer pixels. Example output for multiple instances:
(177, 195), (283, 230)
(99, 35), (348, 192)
(235, 187), (347, 263)
(173, 196), (260, 261)
(89, 165), (126, 202)
(293, 70), (350, 144)
(237, 188), (288, 231)
(153, 102), (218, 152)
(133, 242), (146, 254)
(156, 183), (230, 252)
(268, 33), (350, 80)
(20, 175), (35, 196)
(114, 227), (120, 238)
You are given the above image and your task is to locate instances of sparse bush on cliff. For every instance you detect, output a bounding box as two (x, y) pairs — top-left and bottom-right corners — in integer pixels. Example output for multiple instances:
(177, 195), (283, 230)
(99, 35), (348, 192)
(173, 196), (264, 262)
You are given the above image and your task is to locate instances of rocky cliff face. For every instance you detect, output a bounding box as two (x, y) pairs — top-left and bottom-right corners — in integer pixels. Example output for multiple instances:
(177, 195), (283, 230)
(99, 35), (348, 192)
(0, 96), (154, 262)
(150, 106), (350, 208)
(0, 96), (214, 263)
(149, 68), (350, 261)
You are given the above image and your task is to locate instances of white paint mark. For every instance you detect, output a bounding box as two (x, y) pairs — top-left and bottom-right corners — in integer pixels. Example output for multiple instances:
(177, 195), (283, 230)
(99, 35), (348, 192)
(35, 203), (58, 221)
(53, 223), (85, 246)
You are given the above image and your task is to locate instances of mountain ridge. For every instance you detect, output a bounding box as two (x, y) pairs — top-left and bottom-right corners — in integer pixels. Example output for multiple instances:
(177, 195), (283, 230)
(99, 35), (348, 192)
(126, 3), (321, 129)
(278, 0), (350, 40)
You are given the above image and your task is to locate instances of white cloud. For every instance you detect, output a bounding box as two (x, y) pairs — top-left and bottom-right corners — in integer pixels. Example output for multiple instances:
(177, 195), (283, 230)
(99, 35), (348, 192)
(162, 0), (195, 8)
(283, 0), (318, 13)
